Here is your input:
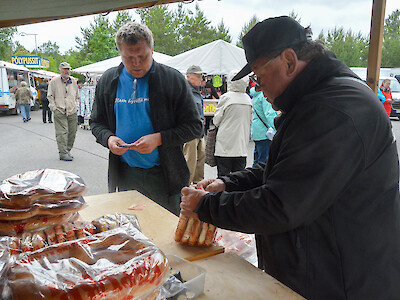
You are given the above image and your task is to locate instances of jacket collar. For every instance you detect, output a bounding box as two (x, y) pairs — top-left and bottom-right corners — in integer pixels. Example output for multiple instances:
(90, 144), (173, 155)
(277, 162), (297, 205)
(274, 52), (358, 113)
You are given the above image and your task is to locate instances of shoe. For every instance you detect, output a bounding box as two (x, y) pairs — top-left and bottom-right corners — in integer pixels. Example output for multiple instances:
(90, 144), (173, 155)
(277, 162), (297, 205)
(23, 119), (27, 123)
(59, 154), (73, 161)
(43, 121), (47, 123)
(49, 121), (53, 123)
(68, 151), (74, 158)
(28, 118), (31, 121)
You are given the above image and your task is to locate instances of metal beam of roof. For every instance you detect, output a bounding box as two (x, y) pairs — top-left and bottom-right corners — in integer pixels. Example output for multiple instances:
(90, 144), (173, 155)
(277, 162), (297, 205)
(0, 0), (183, 28)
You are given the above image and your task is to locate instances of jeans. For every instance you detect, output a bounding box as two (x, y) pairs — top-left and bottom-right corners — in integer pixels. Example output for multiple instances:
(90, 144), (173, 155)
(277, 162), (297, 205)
(215, 156), (246, 177)
(253, 139), (272, 167)
(118, 163), (181, 216)
(20, 104), (31, 121)
(54, 110), (78, 155)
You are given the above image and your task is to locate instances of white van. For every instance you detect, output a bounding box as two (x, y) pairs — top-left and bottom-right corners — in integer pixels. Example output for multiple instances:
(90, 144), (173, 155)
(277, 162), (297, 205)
(0, 61), (38, 115)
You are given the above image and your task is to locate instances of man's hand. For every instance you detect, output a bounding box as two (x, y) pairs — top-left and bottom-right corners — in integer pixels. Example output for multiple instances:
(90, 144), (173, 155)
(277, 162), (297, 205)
(108, 136), (128, 155)
(180, 187), (208, 219)
(195, 179), (226, 193)
(131, 133), (162, 154)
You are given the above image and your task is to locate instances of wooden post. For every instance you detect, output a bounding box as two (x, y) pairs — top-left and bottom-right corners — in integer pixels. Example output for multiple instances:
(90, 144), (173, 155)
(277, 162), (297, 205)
(366, 0), (386, 94)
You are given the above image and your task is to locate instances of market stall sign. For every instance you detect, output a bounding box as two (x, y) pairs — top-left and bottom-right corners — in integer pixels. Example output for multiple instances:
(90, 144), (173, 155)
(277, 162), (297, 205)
(11, 56), (50, 69)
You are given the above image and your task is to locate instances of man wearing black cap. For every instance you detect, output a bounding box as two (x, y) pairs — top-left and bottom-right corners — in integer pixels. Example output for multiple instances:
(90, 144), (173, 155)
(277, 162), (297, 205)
(180, 16), (400, 299)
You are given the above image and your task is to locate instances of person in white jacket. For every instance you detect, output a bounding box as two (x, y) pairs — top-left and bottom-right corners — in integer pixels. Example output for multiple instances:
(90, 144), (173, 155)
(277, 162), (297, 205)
(213, 70), (252, 177)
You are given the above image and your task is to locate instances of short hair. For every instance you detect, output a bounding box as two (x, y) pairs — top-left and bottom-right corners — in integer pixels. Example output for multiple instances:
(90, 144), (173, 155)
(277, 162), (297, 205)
(115, 22), (154, 50)
(20, 81), (27, 87)
(291, 39), (329, 62)
(382, 79), (391, 85)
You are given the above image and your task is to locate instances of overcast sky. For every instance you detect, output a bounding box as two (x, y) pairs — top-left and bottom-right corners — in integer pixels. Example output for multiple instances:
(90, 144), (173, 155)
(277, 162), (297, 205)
(13, 0), (400, 55)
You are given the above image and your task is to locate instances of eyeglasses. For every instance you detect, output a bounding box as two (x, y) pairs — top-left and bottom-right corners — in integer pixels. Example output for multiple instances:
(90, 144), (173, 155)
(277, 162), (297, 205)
(249, 55), (280, 87)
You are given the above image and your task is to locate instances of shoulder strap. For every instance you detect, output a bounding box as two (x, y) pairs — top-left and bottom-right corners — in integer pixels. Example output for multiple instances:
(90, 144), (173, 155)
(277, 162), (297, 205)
(254, 109), (269, 129)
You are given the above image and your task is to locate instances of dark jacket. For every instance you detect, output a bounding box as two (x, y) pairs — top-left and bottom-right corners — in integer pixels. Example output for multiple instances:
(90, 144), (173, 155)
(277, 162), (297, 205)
(189, 83), (205, 137)
(196, 54), (400, 299)
(37, 82), (48, 103)
(91, 61), (202, 195)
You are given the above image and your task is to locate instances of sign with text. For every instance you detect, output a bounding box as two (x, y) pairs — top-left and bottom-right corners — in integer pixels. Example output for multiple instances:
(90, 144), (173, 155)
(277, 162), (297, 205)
(11, 56), (50, 69)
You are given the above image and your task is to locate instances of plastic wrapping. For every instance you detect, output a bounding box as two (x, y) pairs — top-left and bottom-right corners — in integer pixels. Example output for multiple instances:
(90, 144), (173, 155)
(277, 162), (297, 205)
(0, 196), (86, 221)
(0, 212), (79, 236)
(7, 214), (142, 255)
(214, 229), (258, 266)
(1, 214), (170, 300)
(0, 169), (86, 208)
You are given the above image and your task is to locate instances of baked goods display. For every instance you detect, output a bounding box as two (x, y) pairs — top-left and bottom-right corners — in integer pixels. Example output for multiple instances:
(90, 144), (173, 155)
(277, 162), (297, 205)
(174, 214), (217, 247)
(0, 169), (87, 235)
(0, 169), (86, 208)
(0, 197), (86, 221)
(1, 213), (169, 300)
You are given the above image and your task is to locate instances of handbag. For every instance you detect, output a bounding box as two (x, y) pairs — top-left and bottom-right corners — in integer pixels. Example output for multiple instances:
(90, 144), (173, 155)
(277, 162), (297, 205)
(205, 125), (218, 167)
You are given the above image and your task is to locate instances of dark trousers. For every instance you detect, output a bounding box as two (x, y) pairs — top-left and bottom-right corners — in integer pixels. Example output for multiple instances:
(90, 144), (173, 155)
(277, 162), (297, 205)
(253, 139), (272, 167)
(42, 101), (52, 122)
(118, 163), (181, 216)
(215, 156), (246, 177)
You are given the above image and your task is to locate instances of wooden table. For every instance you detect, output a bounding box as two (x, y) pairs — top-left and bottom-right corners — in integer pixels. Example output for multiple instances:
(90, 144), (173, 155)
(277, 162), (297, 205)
(81, 190), (304, 299)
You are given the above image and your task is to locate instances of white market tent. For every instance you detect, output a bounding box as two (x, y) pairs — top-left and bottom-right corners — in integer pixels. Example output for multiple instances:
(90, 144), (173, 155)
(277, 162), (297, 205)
(29, 69), (59, 79)
(73, 52), (172, 77)
(162, 39), (246, 75)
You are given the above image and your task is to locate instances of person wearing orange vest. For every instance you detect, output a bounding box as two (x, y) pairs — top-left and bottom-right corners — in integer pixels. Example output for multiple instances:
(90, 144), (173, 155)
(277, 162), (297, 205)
(378, 79), (393, 117)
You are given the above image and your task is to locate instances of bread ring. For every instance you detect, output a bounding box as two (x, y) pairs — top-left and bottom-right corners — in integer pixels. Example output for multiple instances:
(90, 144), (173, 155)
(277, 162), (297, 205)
(0, 169), (86, 208)
(0, 212), (76, 235)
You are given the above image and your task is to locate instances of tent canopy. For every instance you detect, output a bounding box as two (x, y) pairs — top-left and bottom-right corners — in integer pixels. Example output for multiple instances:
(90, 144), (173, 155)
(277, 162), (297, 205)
(73, 52), (172, 77)
(163, 40), (247, 75)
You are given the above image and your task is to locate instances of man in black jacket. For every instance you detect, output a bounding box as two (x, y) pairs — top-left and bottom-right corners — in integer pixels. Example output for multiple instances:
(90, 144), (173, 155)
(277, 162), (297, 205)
(180, 16), (400, 299)
(38, 78), (52, 123)
(184, 65), (206, 184)
(91, 22), (202, 216)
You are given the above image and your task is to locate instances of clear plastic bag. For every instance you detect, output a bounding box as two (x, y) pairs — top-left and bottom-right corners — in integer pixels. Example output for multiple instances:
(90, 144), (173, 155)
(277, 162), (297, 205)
(0, 169), (86, 208)
(215, 229), (258, 266)
(0, 196), (86, 221)
(1, 214), (169, 300)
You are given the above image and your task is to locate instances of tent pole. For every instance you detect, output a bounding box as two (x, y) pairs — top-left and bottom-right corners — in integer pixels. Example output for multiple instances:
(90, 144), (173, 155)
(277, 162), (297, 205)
(366, 0), (386, 94)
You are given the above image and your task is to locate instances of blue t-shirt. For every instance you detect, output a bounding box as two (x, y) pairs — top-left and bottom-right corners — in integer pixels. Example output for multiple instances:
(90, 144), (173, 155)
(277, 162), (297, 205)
(115, 66), (160, 168)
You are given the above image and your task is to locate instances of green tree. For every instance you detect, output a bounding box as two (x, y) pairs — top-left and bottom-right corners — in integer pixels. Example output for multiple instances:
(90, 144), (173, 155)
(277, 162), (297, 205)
(75, 15), (119, 65)
(137, 5), (178, 55)
(112, 11), (134, 33)
(178, 4), (227, 53)
(38, 41), (62, 72)
(381, 9), (400, 67)
(237, 15), (259, 48)
(213, 20), (232, 43)
(74, 11), (133, 66)
(0, 27), (17, 60)
(319, 27), (368, 67)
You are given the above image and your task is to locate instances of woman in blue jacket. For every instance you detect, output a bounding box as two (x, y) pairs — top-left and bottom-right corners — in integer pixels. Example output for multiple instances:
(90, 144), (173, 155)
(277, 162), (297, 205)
(250, 87), (277, 166)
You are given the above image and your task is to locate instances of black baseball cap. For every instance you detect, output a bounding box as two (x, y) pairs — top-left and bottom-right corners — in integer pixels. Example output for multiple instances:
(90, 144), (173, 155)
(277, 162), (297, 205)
(232, 16), (308, 81)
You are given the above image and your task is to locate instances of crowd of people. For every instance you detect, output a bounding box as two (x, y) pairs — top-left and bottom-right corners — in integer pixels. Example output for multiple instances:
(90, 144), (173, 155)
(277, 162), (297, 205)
(9, 17), (400, 299)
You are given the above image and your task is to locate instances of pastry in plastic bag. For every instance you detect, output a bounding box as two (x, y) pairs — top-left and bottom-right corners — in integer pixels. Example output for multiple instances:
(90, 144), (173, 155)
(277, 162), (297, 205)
(0, 196), (86, 221)
(2, 219), (169, 299)
(0, 212), (78, 235)
(0, 169), (86, 208)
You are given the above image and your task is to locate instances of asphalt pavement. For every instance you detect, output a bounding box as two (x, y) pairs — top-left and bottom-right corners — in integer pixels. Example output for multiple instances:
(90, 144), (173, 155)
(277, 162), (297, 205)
(0, 110), (255, 196)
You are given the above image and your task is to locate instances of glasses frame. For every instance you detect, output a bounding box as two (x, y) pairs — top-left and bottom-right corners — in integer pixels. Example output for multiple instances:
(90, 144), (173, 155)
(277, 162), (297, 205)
(249, 54), (281, 87)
